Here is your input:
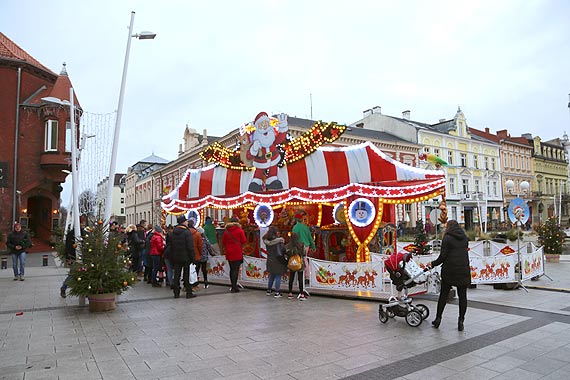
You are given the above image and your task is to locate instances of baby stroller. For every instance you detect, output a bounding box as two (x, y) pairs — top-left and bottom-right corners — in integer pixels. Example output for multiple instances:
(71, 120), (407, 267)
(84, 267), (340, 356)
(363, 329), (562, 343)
(378, 252), (430, 327)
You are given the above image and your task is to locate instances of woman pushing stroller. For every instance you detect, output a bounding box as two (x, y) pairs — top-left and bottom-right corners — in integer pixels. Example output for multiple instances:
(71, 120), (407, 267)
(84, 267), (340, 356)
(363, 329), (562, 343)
(426, 220), (471, 331)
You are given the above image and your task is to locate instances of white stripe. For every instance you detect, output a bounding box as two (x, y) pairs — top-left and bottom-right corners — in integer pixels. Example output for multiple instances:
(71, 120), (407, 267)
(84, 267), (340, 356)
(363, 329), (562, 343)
(189, 170), (201, 198)
(346, 147), (371, 184)
(305, 150), (328, 187)
(278, 165), (289, 189)
(211, 167), (228, 196)
(240, 170), (254, 193)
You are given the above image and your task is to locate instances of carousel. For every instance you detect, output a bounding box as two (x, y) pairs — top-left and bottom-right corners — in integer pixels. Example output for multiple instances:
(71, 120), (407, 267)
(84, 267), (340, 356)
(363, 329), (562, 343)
(161, 112), (448, 296)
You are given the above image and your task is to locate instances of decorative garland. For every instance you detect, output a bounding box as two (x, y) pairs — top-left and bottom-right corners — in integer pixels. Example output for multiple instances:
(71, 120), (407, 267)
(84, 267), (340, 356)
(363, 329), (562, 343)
(199, 120), (347, 170)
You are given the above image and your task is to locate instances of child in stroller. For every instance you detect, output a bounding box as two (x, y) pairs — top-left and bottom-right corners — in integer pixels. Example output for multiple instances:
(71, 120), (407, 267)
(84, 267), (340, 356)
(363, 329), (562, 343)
(378, 251), (430, 327)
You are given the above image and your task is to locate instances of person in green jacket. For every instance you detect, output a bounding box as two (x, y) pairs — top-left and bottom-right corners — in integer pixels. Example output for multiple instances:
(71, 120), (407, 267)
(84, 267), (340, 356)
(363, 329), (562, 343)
(291, 213), (315, 255)
(203, 216), (220, 255)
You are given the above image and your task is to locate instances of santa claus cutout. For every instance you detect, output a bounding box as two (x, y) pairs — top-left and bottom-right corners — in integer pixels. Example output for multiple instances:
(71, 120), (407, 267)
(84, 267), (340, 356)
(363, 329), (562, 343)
(245, 112), (288, 192)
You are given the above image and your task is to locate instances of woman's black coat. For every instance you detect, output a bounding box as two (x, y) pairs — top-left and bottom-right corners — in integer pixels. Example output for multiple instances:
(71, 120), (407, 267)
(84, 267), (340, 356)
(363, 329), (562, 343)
(431, 226), (471, 287)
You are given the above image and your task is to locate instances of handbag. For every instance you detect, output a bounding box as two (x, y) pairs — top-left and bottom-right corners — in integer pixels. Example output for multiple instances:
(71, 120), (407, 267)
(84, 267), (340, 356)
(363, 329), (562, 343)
(287, 253), (302, 271)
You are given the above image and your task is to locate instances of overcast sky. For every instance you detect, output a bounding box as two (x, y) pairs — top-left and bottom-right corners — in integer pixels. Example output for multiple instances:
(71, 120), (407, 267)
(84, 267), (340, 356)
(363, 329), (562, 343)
(3, 0), (570, 176)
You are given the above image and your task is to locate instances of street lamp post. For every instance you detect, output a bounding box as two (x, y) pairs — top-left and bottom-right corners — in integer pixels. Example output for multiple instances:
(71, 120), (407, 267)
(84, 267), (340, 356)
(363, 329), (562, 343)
(506, 179), (530, 291)
(104, 11), (156, 224)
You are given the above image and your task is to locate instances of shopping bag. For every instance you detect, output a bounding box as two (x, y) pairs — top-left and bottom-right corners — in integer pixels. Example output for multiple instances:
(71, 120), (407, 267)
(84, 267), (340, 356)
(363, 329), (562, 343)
(189, 263), (198, 284)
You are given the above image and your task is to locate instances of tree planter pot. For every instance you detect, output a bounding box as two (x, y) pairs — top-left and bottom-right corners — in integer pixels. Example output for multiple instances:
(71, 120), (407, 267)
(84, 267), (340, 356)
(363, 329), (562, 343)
(88, 293), (116, 312)
(545, 254), (560, 263)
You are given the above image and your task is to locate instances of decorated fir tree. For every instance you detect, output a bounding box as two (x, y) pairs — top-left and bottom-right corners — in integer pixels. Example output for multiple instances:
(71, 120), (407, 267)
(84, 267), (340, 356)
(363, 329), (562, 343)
(413, 219), (432, 255)
(536, 216), (565, 255)
(67, 221), (134, 297)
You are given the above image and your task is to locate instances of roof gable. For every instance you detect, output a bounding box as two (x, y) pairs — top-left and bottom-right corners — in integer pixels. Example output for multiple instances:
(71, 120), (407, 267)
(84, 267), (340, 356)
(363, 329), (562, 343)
(0, 32), (55, 75)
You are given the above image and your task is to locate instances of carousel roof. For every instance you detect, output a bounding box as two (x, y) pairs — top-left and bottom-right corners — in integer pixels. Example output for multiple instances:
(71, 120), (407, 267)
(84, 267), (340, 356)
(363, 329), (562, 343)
(162, 142), (445, 213)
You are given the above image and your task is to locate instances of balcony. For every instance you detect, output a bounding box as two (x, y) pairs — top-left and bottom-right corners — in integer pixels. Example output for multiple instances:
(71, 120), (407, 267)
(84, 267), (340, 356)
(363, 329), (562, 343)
(40, 151), (72, 181)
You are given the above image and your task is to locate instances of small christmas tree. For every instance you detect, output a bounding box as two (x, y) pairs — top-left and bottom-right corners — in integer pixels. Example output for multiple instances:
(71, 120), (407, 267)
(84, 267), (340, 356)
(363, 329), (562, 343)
(413, 219), (432, 255)
(536, 216), (565, 255)
(67, 220), (134, 297)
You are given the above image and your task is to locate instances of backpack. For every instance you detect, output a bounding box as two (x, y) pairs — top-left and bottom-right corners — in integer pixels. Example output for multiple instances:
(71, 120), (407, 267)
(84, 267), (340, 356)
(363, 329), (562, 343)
(200, 235), (214, 262)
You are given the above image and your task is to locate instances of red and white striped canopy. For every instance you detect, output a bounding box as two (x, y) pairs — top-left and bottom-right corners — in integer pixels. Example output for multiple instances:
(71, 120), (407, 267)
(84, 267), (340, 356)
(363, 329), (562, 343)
(162, 142), (445, 213)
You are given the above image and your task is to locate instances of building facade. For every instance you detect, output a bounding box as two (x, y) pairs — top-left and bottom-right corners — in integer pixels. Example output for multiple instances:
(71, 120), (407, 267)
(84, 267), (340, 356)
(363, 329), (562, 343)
(527, 135), (569, 225)
(96, 173), (127, 225)
(0, 33), (79, 246)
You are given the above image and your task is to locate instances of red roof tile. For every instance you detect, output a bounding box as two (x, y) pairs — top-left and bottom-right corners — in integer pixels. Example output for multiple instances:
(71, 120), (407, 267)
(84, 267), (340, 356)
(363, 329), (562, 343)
(0, 32), (56, 75)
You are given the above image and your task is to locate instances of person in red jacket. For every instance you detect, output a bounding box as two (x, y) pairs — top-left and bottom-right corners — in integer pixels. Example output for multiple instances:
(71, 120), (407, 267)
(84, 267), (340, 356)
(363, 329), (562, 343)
(222, 216), (246, 293)
(149, 226), (165, 287)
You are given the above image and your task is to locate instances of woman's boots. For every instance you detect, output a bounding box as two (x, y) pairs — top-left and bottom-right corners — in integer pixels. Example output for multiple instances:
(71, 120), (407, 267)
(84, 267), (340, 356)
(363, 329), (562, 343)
(458, 317), (465, 331)
(431, 316), (464, 331)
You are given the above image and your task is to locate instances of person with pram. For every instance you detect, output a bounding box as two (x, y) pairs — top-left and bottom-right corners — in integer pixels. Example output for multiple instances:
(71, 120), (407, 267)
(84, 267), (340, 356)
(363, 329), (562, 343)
(426, 220), (470, 331)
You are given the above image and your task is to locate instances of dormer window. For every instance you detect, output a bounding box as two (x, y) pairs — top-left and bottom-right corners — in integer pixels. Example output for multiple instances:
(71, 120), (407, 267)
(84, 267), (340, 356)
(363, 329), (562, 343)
(45, 120), (58, 151)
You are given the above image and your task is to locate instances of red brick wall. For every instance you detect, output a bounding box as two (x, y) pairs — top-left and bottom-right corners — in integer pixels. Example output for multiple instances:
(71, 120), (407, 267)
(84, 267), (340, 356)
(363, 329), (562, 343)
(0, 63), (68, 240)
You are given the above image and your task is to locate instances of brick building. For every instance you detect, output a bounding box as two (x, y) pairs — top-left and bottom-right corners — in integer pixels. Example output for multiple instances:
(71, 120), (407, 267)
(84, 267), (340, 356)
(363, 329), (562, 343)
(0, 33), (80, 247)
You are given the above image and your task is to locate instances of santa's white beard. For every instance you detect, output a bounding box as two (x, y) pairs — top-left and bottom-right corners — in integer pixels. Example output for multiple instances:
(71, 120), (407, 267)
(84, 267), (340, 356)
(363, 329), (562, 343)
(253, 129), (276, 148)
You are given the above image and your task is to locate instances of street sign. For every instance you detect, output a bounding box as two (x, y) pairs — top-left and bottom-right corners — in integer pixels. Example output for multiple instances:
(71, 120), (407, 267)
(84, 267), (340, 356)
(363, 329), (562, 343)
(429, 209), (441, 225)
(507, 197), (529, 224)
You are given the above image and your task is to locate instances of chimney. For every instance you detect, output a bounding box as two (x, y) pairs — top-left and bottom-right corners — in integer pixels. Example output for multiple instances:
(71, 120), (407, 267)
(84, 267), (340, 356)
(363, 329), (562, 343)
(496, 130), (508, 139)
(363, 109), (373, 117)
(372, 106), (381, 114)
(485, 127), (490, 133)
(402, 110), (410, 120)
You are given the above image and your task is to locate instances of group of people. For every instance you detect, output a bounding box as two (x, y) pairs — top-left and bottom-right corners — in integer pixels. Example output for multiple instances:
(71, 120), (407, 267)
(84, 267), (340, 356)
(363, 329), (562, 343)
(5, 208), (469, 330)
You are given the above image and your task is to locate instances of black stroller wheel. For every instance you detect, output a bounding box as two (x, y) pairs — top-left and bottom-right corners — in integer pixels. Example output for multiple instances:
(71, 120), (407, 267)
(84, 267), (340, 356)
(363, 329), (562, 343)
(378, 306), (388, 323)
(405, 310), (423, 327)
(414, 304), (430, 320)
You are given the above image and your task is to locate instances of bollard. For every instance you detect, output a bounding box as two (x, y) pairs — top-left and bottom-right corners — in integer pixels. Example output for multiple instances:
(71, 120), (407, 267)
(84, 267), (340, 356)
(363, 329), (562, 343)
(1, 257), (7, 270)
(42, 254), (49, 266)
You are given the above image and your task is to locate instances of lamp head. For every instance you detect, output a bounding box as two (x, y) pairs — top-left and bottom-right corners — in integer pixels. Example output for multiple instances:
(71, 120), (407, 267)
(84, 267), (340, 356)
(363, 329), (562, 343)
(519, 180), (530, 194)
(505, 179), (514, 193)
(134, 31), (156, 40)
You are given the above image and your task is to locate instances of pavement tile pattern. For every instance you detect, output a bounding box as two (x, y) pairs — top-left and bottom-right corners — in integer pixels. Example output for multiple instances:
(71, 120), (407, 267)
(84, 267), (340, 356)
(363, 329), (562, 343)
(1, 252), (570, 380)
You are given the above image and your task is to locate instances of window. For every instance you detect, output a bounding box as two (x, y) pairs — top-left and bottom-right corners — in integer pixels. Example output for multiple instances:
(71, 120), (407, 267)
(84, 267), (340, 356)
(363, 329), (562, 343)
(462, 179), (469, 194)
(503, 155), (508, 169)
(65, 121), (71, 152)
(460, 153), (467, 167)
(474, 155), (478, 169)
(447, 151), (453, 165)
(121, 198), (125, 204)
(474, 179), (480, 194)
(120, 208), (124, 214)
(434, 148), (440, 156)
(451, 206), (457, 221)
(121, 188), (125, 193)
(449, 177), (456, 194)
(491, 158), (496, 170)
(423, 146), (430, 153)
(45, 120), (58, 151)
(484, 156), (489, 170)
(492, 181), (498, 196)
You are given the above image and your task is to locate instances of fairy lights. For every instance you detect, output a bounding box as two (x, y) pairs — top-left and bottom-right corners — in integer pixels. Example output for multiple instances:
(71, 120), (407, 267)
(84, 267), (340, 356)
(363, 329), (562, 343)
(199, 120), (347, 170)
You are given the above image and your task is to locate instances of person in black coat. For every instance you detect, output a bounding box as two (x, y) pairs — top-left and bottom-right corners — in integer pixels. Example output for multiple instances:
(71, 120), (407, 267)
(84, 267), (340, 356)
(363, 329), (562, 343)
(427, 220), (471, 331)
(169, 215), (196, 299)
(262, 226), (287, 297)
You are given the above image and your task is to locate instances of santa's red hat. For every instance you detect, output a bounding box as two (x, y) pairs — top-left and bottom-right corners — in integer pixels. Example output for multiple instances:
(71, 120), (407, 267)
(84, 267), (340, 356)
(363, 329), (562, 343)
(254, 112), (269, 127)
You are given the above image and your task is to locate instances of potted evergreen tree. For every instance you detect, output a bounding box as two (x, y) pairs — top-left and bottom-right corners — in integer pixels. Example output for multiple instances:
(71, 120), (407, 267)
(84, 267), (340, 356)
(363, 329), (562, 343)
(536, 217), (565, 263)
(66, 220), (134, 311)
